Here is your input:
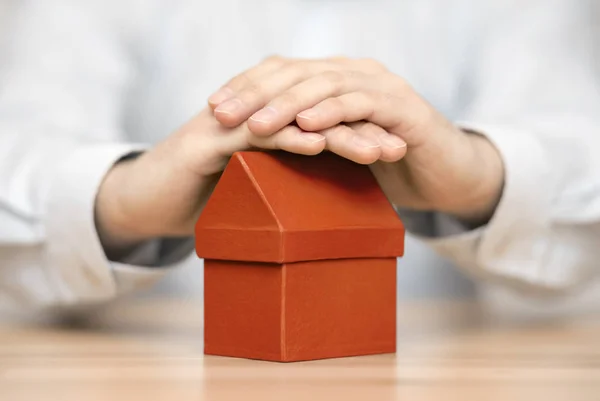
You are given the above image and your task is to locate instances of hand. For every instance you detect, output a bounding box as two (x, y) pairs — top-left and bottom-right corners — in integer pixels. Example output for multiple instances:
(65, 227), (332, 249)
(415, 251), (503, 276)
(207, 56), (504, 222)
(95, 108), (331, 254)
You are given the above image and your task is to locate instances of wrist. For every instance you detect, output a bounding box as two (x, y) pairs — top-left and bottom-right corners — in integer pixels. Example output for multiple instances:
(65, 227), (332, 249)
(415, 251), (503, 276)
(95, 157), (152, 259)
(447, 130), (505, 226)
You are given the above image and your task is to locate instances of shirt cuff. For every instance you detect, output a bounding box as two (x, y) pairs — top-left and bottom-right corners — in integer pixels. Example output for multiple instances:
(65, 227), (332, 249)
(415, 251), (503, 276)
(110, 237), (195, 294)
(398, 123), (558, 292)
(42, 143), (183, 306)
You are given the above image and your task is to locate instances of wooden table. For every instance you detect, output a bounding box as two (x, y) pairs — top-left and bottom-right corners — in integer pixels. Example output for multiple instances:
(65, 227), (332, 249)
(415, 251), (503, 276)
(1, 298), (599, 400)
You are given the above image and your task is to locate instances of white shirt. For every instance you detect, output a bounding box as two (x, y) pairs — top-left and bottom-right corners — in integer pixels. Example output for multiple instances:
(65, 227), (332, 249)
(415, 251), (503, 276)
(1, 0), (600, 311)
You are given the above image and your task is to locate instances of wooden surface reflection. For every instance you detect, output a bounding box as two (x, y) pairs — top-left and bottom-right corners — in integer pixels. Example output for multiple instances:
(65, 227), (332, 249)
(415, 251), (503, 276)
(1, 298), (599, 400)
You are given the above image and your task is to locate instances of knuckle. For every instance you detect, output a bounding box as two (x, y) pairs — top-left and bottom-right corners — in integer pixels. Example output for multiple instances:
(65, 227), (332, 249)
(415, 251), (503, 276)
(311, 98), (344, 122)
(275, 61), (309, 81)
(277, 126), (300, 149)
(325, 96), (344, 109)
(245, 128), (267, 149)
(359, 58), (387, 72)
(366, 89), (397, 108)
(380, 90), (398, 104)
(363, 88), (383, 102)
(225, 73), (251, 91)
(269, 134), (281, 150)
(321, 70), (346, 88)
(276, 91), (301, 108)
(325, 97), (348, 119)
(330, 124), (351, 137)
(414, 102), (436, 125)
(243, 126), (256, 146)
(295, 61), (314, 76)
(344, 69), (362, 79)
(403, 103), (435, 136)
(241, 82), (265, 99)
(389, 73), (410, 92)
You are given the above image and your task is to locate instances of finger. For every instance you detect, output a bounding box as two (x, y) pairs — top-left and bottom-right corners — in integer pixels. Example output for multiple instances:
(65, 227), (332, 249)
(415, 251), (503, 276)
(208, 56), (289, 108)
(247, 70), (372, 136)
(246, 124), (326, 156)
(213, 60), (340, 128)
(320, 124), (381, 165)
(296, 90), (432, 147)
(348, 121), (407, 163)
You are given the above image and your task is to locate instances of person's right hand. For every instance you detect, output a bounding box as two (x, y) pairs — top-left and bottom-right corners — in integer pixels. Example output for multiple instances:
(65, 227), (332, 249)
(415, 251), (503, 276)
(93, 107), (398, 256)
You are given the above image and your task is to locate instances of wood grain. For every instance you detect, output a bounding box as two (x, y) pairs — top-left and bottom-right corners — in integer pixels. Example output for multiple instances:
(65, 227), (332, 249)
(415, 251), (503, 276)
(1, 298), (599, 400)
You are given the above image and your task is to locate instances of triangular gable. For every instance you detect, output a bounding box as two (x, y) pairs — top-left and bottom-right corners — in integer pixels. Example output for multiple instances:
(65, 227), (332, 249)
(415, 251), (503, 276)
(195, 154), (283, 261)
(195, 153), (280, 230)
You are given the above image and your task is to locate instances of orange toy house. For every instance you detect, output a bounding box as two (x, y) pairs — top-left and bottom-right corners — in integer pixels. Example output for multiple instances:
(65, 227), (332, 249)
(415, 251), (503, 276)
(195, 151), (405, 362)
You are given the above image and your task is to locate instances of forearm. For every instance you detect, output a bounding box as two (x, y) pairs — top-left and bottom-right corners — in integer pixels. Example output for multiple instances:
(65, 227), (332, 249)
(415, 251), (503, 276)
(93, 133), (223, 258)
(401, 0), (600, 295)
(446, 130), (504, 226)
(399, 123), (600, 296)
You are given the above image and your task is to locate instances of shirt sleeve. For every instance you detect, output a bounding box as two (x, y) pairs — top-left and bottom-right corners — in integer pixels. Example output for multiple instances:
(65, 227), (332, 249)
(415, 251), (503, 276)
(398, 0), (600, 296)
(0, 1), (189, 311)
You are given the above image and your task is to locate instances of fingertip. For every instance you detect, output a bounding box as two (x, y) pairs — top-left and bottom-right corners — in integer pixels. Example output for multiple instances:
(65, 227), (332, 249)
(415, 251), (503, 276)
(246, 118), (277, 136)
(349, 137), (381, 164)
(266, 127), (326, 156)
(340, 147), (381, 165)
(300, 142), (327, 156)
(298, 135), (327, 155)
(298, 131), (326, 144)
(296, 116), (321, 132)
(213, 99), (246, 127)
(247, 106), (284, 136)
(306, 148), (326, 156)
(379, 146), (407, 163)
(213, 110), (243, 128)
(207, 101), (219, 111)
(208, 87), (234, 108)
(296, 109), (323, 131)
(378, 134), (408, 162)
(355, 149), (382, 165)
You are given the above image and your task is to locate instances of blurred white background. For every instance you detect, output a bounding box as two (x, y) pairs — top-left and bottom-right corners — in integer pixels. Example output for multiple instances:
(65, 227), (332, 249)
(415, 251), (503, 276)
(0, 0), (599, 320)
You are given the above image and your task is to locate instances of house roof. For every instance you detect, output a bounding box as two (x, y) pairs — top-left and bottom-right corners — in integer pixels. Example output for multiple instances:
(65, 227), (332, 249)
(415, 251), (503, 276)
(195, 151), (404, 263)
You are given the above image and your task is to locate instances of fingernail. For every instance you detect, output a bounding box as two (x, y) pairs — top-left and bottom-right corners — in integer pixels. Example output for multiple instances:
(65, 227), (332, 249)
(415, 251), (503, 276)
(250, 107), (278, 123)
(379, 134), (407, 149)
(208, 87), (234, 105)
(352, 135), (380, 148)
(299, 132), (326, 143)
(214, 98), (242, 115)
(297, 109), (319, 120)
